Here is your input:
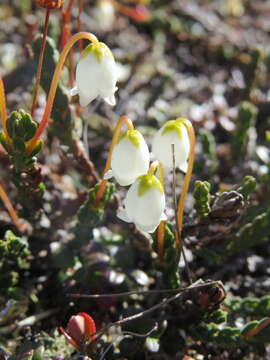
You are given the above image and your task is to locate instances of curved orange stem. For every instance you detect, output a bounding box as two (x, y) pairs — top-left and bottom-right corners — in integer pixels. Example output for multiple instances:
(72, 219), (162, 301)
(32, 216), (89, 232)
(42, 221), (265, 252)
(0, 77), (8, 138)
(27, 31), (98, 154)
(157, 221), (165, 261)
(148, 160), (160, 176)
(0, 182), (26, 233)
(155, 162), (165, 262)
(176, 119), (196, 248)
(243, 318), (270, 340)
(94, 116), (134, 207)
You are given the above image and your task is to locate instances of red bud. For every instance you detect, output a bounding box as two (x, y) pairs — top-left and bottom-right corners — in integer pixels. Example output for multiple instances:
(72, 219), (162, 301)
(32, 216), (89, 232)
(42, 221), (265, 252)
(60, 312), (96, 349)
(36, 0), (64, 9)
(122, 5), (150, 23)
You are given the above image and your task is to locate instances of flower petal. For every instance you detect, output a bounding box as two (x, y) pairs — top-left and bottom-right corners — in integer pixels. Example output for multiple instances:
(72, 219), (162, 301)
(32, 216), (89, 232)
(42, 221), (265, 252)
(123, 178), (166, 233)
(180, 161), (188, 173)
(152, 121), (190, 171)
(110, 132), (149, 186)
(79, 91), (98, 107)
(75, 54), (101, 106)
(103, 169), (113, 180)
(160, 212), (167, 221)
(117, 208), (132, 223)
(104, 93), (116, 106)
(70, 86), (79, 97)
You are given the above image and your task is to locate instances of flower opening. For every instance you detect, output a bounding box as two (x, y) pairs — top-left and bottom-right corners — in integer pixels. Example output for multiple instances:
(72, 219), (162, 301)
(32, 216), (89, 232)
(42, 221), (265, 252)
(117, 174), (166, 233)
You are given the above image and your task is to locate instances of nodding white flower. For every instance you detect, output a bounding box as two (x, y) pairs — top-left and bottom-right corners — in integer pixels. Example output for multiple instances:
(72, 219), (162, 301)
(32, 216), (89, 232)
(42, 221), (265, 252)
(152, 119), (190, 172)
(94, 0), (115, 31)
(117, 174), (166, 233)
(71, 38), (117, 107)
(104, 130), (150, 186)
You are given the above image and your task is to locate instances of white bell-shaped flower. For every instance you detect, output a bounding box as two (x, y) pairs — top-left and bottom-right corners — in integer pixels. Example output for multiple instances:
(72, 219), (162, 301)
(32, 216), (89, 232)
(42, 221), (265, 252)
(104, 130), (150, 186)
(94, 0), (115, 31)
(71, 38), (118, 107)
(152, 119), (190, 172)
(117, 174), (166, 233)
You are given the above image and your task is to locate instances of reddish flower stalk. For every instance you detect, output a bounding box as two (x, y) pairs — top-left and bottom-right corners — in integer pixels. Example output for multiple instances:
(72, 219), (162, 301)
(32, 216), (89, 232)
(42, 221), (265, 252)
(120, 4), (150, 22)
(243, 318), (270, 340)
(60, 0), (76, 49)
(60, 0), (77, 86)
(77, 0), (84, 52)
(31, 0), (64, 116)
(109, 0), (150, 22)
(31, 8), (52, 116)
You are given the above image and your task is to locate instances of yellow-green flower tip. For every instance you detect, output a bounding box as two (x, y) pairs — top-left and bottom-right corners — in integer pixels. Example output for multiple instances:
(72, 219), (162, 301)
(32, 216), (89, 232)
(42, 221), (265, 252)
(137, 174), (163, 196)
(118, 130), (141, 148)
(161, 118), (187, 140)
(81, 41), (113, 63)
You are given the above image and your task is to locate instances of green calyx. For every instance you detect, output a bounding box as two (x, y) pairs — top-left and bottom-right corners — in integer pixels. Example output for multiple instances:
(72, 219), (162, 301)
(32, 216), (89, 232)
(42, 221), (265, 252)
(161, 118), (187, 140)
(137, 174), (163, 196)
(6, 109), (37, 142)
(81, 41), (113, 63)
(117, 130), (141, 148)
(2, 109), (42, 173)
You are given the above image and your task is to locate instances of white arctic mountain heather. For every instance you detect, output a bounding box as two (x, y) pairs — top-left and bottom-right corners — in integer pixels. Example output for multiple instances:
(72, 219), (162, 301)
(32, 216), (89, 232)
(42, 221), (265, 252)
(117, 175), (166, 233)
(104, 130), (150, 186)
(71, 39), (118, 107)
(152, 119), (190, 172)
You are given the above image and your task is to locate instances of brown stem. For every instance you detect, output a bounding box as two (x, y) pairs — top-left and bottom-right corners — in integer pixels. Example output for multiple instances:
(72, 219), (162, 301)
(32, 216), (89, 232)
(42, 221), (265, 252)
(66, 0), (76, 15)
(93, 280), (221, 339)
(31, 8), (51, 116)
(71, 139), (100, 184)
(63, 0), (76, 86)
(68, 280), (220, 299)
